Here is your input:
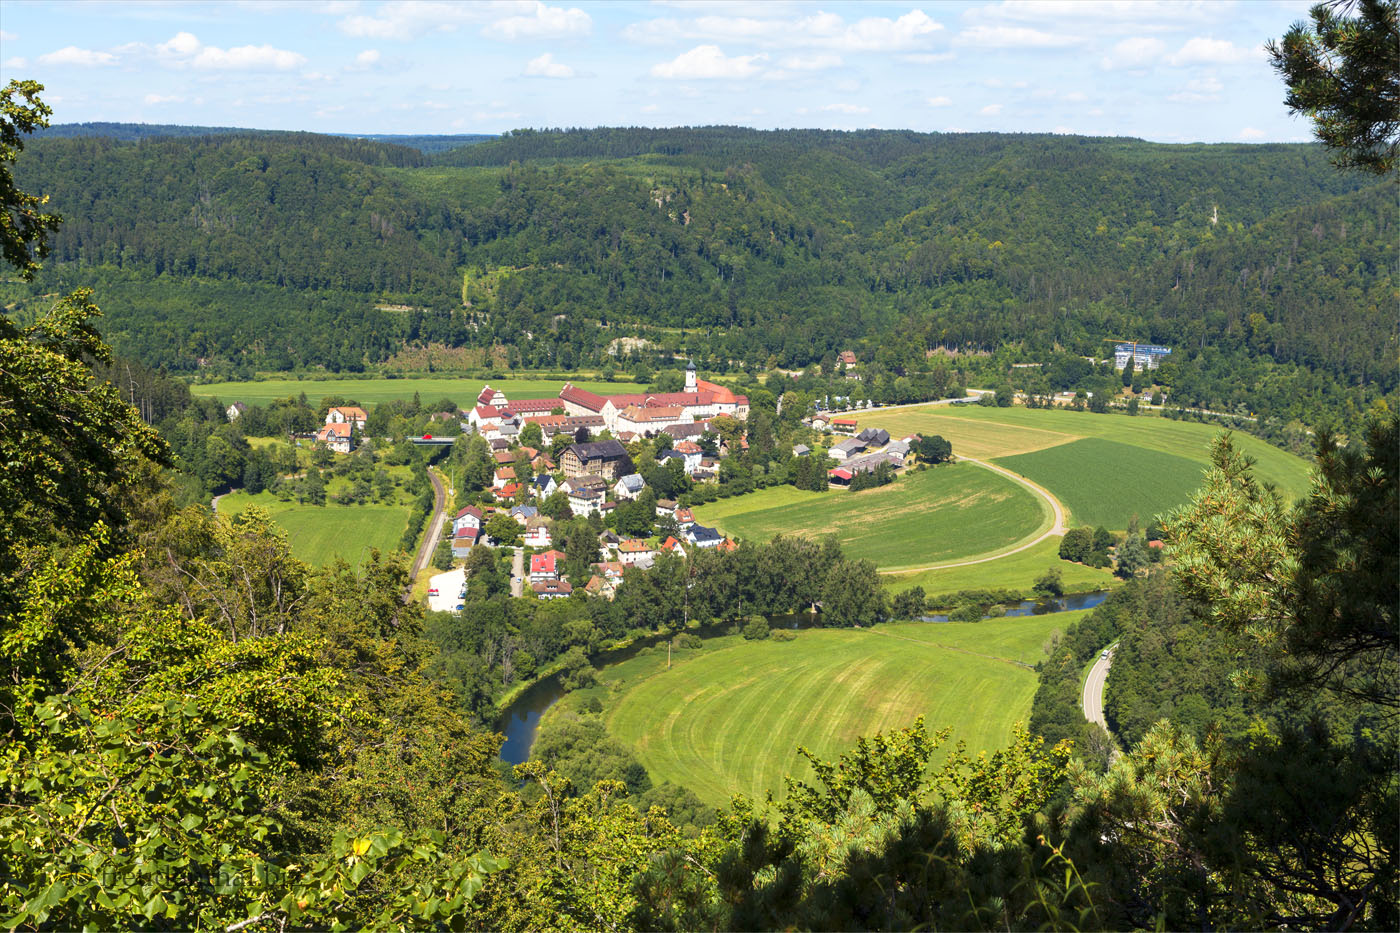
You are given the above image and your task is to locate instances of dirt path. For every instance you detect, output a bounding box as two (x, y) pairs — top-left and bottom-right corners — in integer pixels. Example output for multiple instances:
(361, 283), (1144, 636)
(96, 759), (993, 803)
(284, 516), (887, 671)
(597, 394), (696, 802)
(879, 457), (1068, 576)
(211, 493), (227, 514)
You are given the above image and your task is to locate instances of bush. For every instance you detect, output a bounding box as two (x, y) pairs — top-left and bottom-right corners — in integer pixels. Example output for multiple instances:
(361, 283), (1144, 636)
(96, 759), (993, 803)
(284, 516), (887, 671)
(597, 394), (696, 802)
(771, 629), (797, 642)
(672, 633), (703, 650)
(742, 617), (770, 640)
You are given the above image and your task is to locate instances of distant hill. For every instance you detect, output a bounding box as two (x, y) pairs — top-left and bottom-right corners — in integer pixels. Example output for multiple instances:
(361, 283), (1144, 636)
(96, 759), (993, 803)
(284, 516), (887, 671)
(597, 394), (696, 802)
(37, 122), (493, 153)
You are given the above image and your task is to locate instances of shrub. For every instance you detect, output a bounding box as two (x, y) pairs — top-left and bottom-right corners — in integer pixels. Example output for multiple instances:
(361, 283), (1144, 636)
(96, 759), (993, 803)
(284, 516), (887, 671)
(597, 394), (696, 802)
(742, 617), (770, 640)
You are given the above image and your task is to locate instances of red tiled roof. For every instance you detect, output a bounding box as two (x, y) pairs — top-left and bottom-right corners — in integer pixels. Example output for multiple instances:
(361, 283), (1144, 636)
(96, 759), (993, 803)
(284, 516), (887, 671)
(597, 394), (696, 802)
(473, 404), (500, 421)
(477, 386), (497, 405)
(319, 422), (352, 439)
(504, 398), (559, 414)
(455, 506), (483, 520)
(829, 468), (853, 480)
(560, 383), (610, 412)
(530, 552), (556, 574)
(618, 539), (653, 553)
(453, 526), (480, 540)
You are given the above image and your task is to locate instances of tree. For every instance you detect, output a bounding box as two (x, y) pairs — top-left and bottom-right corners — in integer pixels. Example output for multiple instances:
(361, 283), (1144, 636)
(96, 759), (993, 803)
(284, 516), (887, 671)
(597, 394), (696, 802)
(1115, 532), (1148, 579)
(994, 383), (1015, 407)
(519, 420), (544, 449)
(915, 434), (953, 464)
(1121, 353), (1135, 387)
(1059, 527), (1094, 563)
(485, 511), (522, 548)
(0, 80), (62, 278)
(1267, 0), (1400, 174)
(820, 558), (885, 627)
(890, 585), (926, 620)
(1033, 567), (1064, 598)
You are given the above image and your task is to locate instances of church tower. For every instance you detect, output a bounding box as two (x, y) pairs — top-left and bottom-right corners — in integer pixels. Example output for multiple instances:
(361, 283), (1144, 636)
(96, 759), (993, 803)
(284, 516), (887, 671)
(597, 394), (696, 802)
(685, 359), (697, 393)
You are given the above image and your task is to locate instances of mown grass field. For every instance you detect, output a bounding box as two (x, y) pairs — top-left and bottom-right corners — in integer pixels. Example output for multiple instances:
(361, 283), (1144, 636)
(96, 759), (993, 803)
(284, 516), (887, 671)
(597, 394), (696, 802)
(217, 491), (410, 566)
(588, 613), (1082, 807)
(191, 376), (639, 407)
(863, 405), (1311, 499)
(995, 437), (1208, 530)
(883, 537), (1117, 597)
(692, 464), (1049, 570)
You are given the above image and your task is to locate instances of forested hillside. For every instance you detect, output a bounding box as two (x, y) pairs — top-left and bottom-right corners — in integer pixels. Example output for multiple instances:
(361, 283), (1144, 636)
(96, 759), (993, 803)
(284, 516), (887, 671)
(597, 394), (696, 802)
(6, 126), (1393, 426)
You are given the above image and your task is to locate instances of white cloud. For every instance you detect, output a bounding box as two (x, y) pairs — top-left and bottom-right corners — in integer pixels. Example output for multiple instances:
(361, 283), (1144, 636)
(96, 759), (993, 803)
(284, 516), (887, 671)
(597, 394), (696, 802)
(1168, 75), (1223, 102)
(777, 53), (842, 71)
(355, 49), (382, 66)
(157, 32), (201, 57)
(955, 25), (1084, 48)
(640, 103), (660, 112)
(524, 51), (574, 77)
(340, 1), (480, 40)
(38, 46), (117, 67)
(625, 9), (943, 52)
(927, 95), (952, 106)
(1063, 91), (1088, 102)
(194, 43), (306, 70)
(651, 45), (765, 79)
(969, 1), (1219, 28)
(1169, 37), (1261, 66)
(904, 52), (955, 64)
(484, 2), (592, 40)
(980, 103), (1003, 115)
(0, 30), (17, 41)
(1239, 126), (1266, 140)
(143, 93), (184, 105)
(3, 57), (28, 69)
(1100, 36), (1165, 69)
(821, 102), (870, 114)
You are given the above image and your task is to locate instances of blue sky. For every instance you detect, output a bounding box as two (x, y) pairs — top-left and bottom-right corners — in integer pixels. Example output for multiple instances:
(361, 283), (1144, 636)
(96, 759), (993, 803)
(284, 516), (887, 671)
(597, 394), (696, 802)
(0, 1), (1319, 142)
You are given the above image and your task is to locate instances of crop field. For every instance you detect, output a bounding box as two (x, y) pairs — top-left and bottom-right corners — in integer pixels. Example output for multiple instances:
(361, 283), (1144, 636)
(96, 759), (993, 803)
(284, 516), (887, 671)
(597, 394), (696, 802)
(596, 614), (1074, 807)
(883, 537), (1117, 597)
(691, 464), (1049, 570)
(862, 405), (1311, 499)
(995, 437), (1208, 530)
(217, 491), (410, 566)
(191, 376), (639, 407)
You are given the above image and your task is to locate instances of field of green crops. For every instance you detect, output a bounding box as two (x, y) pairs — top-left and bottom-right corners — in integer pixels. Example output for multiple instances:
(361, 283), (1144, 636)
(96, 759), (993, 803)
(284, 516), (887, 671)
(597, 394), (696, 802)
(570, 612), (1088, 807)
(692, 463), (1049, 570)
(217, 491), (410, 567)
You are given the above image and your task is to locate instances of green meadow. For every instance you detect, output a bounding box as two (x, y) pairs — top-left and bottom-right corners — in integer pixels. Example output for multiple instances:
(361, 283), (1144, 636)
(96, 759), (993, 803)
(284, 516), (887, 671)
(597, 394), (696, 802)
(995, 437), (1208, 530)
(568, 612), (1087, 808)
(692, 464), (1049, 570)
(217, 491), (411, 567)
(882, 537), (1117, 598)
(191, 375), (639, 407)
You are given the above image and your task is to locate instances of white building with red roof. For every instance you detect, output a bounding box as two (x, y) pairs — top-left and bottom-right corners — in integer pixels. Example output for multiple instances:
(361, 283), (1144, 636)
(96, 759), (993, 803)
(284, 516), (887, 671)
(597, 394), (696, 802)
(558, 362), (748, 434)
(529, 549), (567, 583)
(326, 406), (368, 430)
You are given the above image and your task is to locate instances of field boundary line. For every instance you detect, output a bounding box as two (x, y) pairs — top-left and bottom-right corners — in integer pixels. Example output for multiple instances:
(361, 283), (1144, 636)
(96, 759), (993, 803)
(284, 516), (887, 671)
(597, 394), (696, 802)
(880, 458), (1067, 576)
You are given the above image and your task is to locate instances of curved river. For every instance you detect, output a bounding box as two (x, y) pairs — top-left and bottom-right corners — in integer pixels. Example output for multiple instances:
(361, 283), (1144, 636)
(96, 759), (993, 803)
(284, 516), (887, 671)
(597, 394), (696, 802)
(496, 590), (1110, 765)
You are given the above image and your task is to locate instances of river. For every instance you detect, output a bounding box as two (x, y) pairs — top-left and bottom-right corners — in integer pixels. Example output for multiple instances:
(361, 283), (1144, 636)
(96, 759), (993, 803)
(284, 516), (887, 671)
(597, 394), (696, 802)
(496, 590), (1110, 765)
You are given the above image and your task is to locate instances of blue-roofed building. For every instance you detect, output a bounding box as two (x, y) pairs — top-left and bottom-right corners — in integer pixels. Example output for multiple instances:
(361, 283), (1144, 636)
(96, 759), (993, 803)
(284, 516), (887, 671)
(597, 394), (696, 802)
(1113, 343), (1171, 371)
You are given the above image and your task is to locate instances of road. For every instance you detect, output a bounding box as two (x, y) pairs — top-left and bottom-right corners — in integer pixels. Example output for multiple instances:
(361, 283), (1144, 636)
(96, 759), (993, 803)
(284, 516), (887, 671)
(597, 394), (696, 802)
(511, 548), (524, 598)
(408, 467), (447, 587)
(879, 457), (1068, 576)
(1082, 644), (1116, 727)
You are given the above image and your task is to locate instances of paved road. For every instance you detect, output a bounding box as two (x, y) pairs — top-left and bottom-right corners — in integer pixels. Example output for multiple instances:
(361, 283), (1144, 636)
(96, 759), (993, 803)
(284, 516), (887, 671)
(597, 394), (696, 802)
(878, 457), (1068, 576)
(511, 547), (524, 598)
(408, 467), (447, 587)
(1082, 644), (1116, 727)
(211, 493), (227, 515)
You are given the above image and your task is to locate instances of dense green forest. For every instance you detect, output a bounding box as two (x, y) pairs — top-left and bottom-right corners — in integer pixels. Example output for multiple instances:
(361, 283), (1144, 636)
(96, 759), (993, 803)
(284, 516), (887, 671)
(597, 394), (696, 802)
(6, 125), (1392, 431)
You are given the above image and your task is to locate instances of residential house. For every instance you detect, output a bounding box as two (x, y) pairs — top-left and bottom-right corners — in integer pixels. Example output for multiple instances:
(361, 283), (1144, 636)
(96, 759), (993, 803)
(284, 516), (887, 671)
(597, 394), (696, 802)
(595, 560), (626, 582)
(531, 579), (573, 600)
(686, 525), (723, 549)
(566, 484), (604, 517)
(614, 473), (646, 500)
(489, 438), (512, 453)
(493, 482), (522, 502)
(451, 526), (480, 559)
(661, 536), (686, 557)
(673, 440), (704, 472)
(808, 415), (829, 431)
(583, 575), (611, 598)
(561, 439), (631, 480)
(885, 440), (911, 462)
(225, 401), (247, 422)
(524, 516), (552, 548)
(452, 505), (484, 536)
(493, 466), (517, 490)
(598, 531), (623, 552)
(792, 444), (811, 457)
(837, 350), (858, 368)
(673, 507), (695, 528)
(662, 421), (709, 443)
(655, 498), (678, 518)
(510, 504), (538, 525)
(316, 422), (353, 454)
(831, 416), (859, 434)
(829, 437), (867, 461)
(532, 475), (558, 499)
(492, 450), (517, 465)
(326, 406), (368, 430)
(617, 539), (656, 567)
(529, 549), (567, 583)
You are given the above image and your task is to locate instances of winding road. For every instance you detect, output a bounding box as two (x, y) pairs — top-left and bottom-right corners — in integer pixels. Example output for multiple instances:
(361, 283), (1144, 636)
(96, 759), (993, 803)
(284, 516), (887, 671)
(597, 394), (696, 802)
(879, 457), (1068, 576)
(1081, 644), (1115, 727)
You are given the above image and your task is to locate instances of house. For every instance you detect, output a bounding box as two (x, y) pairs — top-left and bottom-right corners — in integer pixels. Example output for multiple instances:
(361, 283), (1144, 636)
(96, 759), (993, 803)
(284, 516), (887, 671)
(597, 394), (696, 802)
(598, 531), (623, 552)
(829, 437), (867, 461)
(510, 504), (538, 525)
(1113, 342), (1172, 371)
(316, 422), (354, 454)
(531, 454), (556, 474)
(656, 449), (686, 471)
(595, 560), (626, 582)
(615, 473), (646, 500)
(837, 350), (858, 368)
(673, 507), (695, 528)
(529, 549), (567, 582)
(662, 421), (709, 443)
(531, 579), (573, 600)
(492, 450), (518, 465)
(617, 539), (656, 567)
(673, 440), (704, 472)
(792, 444), (811, 457)
(567, 484), (604, 516)
(561, 439), (631, 480)
(809, 415), (829, 431)
(451, 525), (480, 558)
(686, 524), (723, 549)
(655, 498), (678, 518)
(717, 538), (738, 552)
(225, 401), (247, 422)
(493, 466), (516, 489)
(661, 536), (686, 557)
(326, 406), (368, 430)
(831, 416), (859, 434)
(614, 404), (693, 436)
(493, 482), (522, 502)
(583, 575), (611, 598)
(857, 427), (890, 447)
(828, 467), (854, 486)
(524, 516), (552, 548)
(885, 440), (911, 462)
(477, 385), (510, 410)
(489, 438), (512, 453)
(452, 505), (484, 535)
(532, 475), (558, 499)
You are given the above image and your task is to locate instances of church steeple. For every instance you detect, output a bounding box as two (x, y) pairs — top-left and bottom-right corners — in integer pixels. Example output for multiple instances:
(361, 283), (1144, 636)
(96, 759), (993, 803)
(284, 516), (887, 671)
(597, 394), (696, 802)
(685, 359), (697, 392)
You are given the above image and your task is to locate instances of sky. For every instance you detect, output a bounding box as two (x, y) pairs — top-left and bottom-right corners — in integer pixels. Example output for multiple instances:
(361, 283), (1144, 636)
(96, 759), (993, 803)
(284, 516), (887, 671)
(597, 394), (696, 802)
(0, 0), (1321, 143)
